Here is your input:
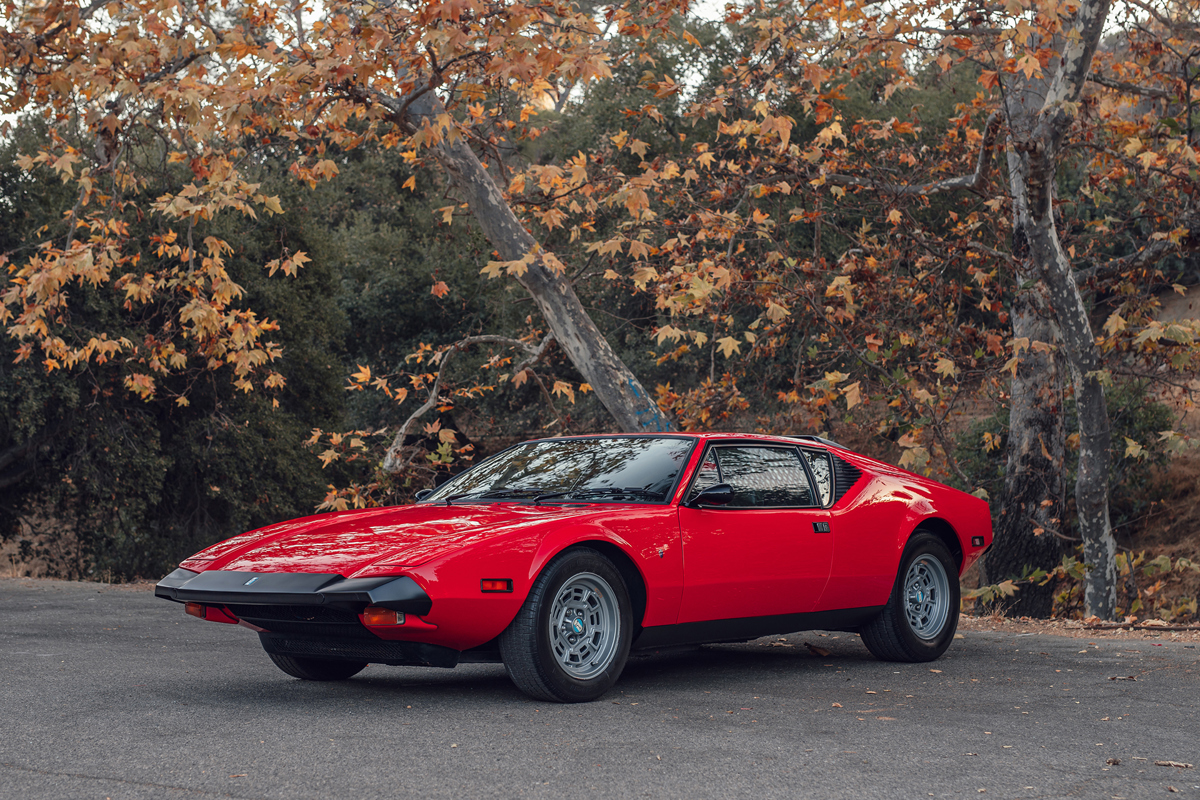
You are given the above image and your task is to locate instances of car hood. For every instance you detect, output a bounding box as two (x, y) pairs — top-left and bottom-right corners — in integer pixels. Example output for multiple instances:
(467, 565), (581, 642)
(182, 503), (614, 577)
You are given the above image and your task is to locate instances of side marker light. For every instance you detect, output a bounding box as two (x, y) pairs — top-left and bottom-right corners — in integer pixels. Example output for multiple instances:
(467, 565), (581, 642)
(185, 602), (205, 619)
(481, 579), (513, 593)
(362, 606), (405, 626)
(971, 536), (986, 547)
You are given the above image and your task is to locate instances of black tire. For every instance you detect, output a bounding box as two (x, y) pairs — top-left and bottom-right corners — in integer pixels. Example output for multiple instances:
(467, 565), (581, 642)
(266, 652), (368, 681)
(859, 532), (960, 662)
(499, 547), (633, 703)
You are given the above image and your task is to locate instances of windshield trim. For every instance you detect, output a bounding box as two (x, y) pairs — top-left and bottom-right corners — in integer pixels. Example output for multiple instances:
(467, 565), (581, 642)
(419, 435), (699, 506)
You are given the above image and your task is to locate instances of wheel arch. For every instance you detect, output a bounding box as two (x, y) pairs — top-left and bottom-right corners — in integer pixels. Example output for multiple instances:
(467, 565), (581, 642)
(912, 517), (964, 573)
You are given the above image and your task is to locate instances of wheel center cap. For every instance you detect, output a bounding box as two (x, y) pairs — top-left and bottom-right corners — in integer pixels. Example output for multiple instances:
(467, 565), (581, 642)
(571, 618), (585, 635)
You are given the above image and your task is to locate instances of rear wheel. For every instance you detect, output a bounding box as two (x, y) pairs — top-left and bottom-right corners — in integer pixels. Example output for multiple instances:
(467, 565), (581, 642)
(859, 532), (959, 662)
(500, 547), (632, 703)
(266, 652), (368, 681)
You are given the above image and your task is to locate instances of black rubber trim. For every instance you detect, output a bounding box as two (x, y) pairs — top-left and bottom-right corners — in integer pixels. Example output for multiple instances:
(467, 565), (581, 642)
(631, 606), (885, 650)
(832, 456), (863, 504)
(259, 633), (460, 668)
(154, 569), (433, 615)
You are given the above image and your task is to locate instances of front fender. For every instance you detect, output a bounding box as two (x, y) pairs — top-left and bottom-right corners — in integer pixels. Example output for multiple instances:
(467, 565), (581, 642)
(385, 505), (682, 651)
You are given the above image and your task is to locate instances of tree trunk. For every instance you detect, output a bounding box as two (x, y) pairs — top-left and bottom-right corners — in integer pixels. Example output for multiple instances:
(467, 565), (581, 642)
(985, 278), (1065, 616)
(996, 0), (1117, 618)
(401, 94), (675, 434)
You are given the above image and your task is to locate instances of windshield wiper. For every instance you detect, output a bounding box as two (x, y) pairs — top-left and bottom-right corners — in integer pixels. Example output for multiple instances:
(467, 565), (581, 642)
(566, 487), (663, 501)
(441, 488), (541, 504)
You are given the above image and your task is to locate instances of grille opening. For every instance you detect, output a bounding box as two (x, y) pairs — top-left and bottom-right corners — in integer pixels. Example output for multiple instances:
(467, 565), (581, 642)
(224, 603), (374, 639)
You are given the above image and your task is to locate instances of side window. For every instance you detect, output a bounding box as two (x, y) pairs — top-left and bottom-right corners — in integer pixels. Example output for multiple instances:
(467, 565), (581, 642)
(802, 449), (833, 506)
(713, 446), (816, 508)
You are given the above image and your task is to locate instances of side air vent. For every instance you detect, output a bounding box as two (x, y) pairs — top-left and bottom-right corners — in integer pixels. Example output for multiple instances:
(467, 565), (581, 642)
(832, 456), (863, 504)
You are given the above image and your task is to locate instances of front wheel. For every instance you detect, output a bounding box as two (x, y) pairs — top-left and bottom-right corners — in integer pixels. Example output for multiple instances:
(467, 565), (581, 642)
(267, 652), (368, 681)
(499, 547), (632, 702)
(859, 532), (959, 662)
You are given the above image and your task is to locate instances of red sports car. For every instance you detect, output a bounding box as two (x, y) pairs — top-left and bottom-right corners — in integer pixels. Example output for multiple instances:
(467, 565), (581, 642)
(156, 433), (993, 702)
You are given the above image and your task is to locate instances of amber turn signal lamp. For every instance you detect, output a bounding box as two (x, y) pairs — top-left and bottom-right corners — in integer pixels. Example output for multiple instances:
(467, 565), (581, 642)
(185, 602), (205, 619)
(481, 579), (513, 593)
(362, 606), (405, 626)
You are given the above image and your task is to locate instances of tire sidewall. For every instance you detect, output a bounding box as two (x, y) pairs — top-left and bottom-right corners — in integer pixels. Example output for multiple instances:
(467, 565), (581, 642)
(893, 533), (960, 661)
(531, 549), (633, 702)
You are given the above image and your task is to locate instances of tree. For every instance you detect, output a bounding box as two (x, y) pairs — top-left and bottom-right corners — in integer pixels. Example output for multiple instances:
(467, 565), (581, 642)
(0, 0), (676, 444)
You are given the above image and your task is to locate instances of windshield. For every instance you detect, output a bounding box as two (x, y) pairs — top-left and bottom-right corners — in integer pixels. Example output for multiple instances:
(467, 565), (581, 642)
(423, 437), (696, 504)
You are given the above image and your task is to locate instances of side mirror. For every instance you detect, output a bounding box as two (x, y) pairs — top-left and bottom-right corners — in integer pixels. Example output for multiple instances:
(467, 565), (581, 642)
(414, 489), (434, 501)
(685, 483), (734, 508)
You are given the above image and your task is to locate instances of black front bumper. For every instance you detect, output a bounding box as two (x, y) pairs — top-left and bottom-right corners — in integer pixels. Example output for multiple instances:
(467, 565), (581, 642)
(154, 568), (433, 615)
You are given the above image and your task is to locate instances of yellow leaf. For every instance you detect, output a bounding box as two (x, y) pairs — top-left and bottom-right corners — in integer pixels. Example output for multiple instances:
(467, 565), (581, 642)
(934, 357), (957, 379)
(716, 336), (741, 358)
(1017, 54), (1041, 79)
(886, 209), (903, 225)
(403, 176), (417, 191)
(1124, 437), (1144, 459)
(824, 370), (850, 386)
(843, 381), (862, 409)
(437, 206), (455, 225)
(552, 380), (576, 404)
(765, 301), (790, 322)
(351, 364), (371, 383)
(1103, 312), (1127, 336)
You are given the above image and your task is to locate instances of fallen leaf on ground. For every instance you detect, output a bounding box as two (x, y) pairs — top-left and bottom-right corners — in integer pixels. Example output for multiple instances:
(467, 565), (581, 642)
(1106, 758), (1120, 765)
(1156, 761), (1193, 769)
(804, 642), (832, 657)
(1108, 675), (1137, 681)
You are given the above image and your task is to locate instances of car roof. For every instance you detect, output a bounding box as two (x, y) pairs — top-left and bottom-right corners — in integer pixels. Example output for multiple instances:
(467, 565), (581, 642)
(522, 432), (843, 449)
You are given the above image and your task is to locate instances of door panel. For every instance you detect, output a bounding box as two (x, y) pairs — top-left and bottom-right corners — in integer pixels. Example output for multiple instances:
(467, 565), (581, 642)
(677, 506), (834, 623)
(675, 445), (834, 624)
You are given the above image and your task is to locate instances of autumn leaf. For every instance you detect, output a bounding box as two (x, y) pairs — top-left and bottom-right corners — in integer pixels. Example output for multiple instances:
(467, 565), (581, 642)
(1124, 437), (1144, 459)
(716, 336), (741, 358)
(551, 380), (576, 403)
(842, 381), (862, 410)
(933, 358), (957, 379)
(431, 280), (450, 298)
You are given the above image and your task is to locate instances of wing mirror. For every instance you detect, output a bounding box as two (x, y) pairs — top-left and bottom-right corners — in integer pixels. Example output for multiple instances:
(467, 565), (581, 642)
(685, 483), (734, 508)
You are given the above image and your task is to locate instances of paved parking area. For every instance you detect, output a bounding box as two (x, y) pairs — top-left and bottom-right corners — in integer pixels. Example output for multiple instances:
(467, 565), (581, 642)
(2, 578), (1197, 799)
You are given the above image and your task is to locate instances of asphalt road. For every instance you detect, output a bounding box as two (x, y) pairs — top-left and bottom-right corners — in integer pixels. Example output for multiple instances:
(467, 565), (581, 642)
(1, 577), (1197, 800)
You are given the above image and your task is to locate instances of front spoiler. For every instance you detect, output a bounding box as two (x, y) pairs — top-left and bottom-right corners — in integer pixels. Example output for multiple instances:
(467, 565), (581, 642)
(154, 568), (433, 615)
